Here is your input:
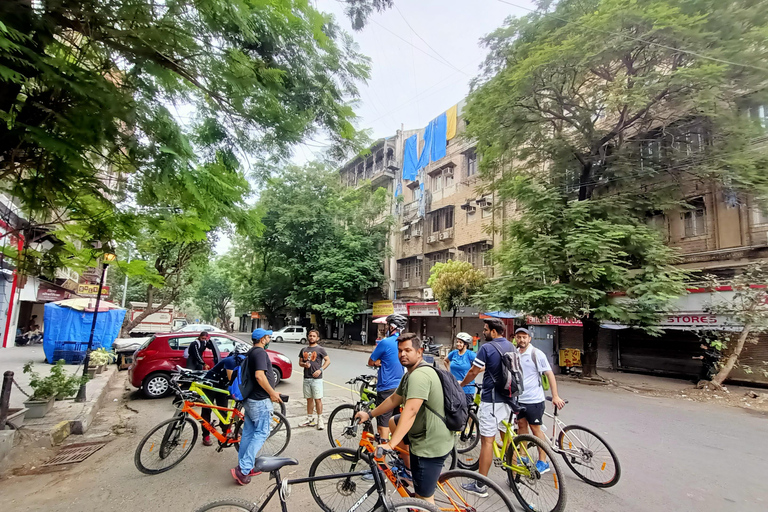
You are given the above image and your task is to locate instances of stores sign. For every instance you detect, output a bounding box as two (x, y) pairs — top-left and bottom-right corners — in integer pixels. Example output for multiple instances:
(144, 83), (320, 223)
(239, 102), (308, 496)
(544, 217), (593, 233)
(527, 315), (583, 326)
(408, 303), (441, 317)
(77, 284), (110, 297)
(37, 287), (68, 302)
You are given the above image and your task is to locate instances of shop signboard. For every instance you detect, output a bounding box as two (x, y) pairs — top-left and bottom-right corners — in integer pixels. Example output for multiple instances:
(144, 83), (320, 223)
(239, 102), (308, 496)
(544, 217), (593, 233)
(408, 302), (441, 317)
(77, 283), (110, 297)
(372, 300), (394, 317)
(37, 286), (69, 302)
(250, 311), (260, 319)
(527, 315), (583, 326)
(393, 302), (408, 315)
(559, 348), (581, 367)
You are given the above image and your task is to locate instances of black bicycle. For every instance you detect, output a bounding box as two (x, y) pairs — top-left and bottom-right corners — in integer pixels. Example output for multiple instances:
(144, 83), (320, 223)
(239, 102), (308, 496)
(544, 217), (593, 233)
(194, 451), (439, 512)
(327, 375), (378, 449)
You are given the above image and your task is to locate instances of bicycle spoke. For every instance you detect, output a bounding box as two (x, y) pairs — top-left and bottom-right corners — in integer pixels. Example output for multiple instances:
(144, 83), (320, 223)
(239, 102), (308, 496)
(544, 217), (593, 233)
(559, 426), (619, 486)
(436, 469), (515, 512)
(310, 448), (379, 512)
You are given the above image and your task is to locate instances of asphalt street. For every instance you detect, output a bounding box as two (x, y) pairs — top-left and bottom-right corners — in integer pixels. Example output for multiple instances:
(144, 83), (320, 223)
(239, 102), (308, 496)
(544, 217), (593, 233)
(2, 342), (767, 512)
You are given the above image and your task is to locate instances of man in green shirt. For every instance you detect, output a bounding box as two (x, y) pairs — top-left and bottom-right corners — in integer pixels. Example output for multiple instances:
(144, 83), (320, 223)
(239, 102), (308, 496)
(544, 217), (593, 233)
(355, 332), (453, 503)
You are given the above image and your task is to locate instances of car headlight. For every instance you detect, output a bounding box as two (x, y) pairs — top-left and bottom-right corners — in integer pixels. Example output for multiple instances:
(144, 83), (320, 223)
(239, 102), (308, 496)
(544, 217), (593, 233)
(276, 354), (291, 363)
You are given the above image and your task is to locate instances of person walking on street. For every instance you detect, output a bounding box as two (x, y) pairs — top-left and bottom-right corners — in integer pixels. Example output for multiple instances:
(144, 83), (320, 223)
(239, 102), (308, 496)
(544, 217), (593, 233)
(231, 328), (283, 486)
(693, 343), (722, 384)
(186, 331), (220, 370)
(459, 318), (515, 497)
(513, 327), (565, 475)
(355, 333), (454, 504)
(444, 332), (477, 405)
(200, 344), (249, 446)
(299, 329), (330, 429)
(367, 313), (407, 439)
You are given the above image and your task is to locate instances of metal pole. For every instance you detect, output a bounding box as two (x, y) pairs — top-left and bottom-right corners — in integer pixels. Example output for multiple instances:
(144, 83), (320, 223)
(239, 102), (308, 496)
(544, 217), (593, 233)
(75, 262), (107, 403)
(121, 248), (131, 308)
(0, 371), (12, 430)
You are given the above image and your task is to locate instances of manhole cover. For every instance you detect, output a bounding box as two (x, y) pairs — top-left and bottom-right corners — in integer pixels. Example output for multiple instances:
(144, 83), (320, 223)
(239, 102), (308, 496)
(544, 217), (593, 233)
(42, 441), (107, 466)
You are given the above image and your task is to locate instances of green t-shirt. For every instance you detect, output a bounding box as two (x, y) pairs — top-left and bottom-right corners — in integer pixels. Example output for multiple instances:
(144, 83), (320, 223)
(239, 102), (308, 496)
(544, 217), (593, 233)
(395, 365), (454, 458)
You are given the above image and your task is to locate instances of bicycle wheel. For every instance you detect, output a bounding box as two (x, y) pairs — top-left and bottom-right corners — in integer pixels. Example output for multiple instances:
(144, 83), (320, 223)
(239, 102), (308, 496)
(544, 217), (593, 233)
(442, 446), (457, 472)
(504, 434), (567, 512)
(557, 424), (621, 488)
(327, 403), (366, 449)
(435, 469), (516, 512)
(134, 415), (198, 475)
(194, 499), (259, 512)
(309, 447), (380, 512)
(385, 498), (440, 512)
(455, 411), (480, 470)
(257, 411), (291, 457)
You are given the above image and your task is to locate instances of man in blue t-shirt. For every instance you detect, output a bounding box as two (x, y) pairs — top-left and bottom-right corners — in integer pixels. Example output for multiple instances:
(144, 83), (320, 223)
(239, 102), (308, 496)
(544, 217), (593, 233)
(459, 318), (515, 497)
(368, 313), (407, 438)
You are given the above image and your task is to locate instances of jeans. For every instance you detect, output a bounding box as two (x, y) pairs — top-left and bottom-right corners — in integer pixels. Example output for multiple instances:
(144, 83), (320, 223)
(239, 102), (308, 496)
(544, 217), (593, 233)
(238, 398), (273, 473)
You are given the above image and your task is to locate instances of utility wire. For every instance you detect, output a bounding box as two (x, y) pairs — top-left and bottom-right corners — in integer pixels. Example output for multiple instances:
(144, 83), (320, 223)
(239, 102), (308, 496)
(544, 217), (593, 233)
(494, 0), (768, 73)
(392, 3), (462, 73)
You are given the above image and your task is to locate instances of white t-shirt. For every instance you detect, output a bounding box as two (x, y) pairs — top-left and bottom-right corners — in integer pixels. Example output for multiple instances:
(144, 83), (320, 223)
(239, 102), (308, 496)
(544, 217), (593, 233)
(518, 344), (552, 404)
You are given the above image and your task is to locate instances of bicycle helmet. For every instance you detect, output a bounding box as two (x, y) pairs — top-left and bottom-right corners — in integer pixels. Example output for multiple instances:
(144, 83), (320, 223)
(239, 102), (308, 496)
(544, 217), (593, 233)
(455, 332), (472, 345)
(386, 313), (408, 331)
(232, 342), (251, 355)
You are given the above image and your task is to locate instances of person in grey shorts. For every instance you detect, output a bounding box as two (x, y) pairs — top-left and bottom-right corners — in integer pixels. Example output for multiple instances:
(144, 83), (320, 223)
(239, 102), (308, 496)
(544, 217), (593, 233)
(299, 329), (330, 429)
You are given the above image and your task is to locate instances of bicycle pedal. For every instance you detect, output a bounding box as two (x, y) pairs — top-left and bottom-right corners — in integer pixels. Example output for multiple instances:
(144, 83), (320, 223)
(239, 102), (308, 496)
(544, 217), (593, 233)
(493, 459), (504, 468)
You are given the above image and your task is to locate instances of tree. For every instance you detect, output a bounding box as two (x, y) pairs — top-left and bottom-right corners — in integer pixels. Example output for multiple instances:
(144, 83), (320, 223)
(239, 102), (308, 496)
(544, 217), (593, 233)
(428, 260), (487, 342)
(0, 0), (372, 257)
(465, 0), (768, 377)
(194, 259), (236, 331)
(698, 265), (768, 388)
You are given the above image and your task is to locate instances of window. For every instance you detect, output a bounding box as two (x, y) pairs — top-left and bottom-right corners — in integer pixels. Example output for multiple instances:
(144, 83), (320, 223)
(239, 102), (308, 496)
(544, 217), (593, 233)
(747, 104), (767, 129)
(646, 210), (669, 240)
(464, 245), (479, 267)
(431, 172), (442, 191)
(430, 208), (453, 233)
(432, 214), (441, 234)
(427, 251), (449, 271)
(640, 138), (661, 168)
(212, 336), (236, 354)
(753, 206), (768, 225)
(683, 197), (707, 237)
(466, 150), (477, 177)
(444, 171), (454, 188)
(481, 205), (492, 219)
(168, 336), (196, 351)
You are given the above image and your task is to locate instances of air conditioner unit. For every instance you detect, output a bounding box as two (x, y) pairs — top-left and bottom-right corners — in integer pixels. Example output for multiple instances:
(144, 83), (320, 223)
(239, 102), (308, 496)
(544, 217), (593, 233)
(427, 235), (437, 243)
(439, 231), (448, 241)
(440, 229), (454, 241)
(403, 233), (411, 240)
(402, 280), (410, 288)
(443, 168), (454, 179)
(413, 229), (422, 237)
(476, 197), (493, 208)
(423, 288), (434, 300)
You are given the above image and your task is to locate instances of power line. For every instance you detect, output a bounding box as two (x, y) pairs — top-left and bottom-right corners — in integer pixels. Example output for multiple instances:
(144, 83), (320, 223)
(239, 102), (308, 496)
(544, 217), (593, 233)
(392, 3), (462, 73)
(494, 0), (768, 73)
(371, 19), (470, 76)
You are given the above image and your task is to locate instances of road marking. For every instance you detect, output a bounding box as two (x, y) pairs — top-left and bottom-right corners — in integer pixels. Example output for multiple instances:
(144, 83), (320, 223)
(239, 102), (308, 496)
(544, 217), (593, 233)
(323, 378), (360, 395)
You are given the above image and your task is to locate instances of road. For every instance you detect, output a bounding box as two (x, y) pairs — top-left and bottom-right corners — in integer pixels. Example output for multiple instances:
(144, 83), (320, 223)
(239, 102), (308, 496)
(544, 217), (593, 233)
(2, 343), (767, 512)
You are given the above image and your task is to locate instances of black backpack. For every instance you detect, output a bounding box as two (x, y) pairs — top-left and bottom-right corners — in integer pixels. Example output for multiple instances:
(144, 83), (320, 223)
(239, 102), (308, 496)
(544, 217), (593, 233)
(417, 364), (469, 432)
(489, 341), (524, 403)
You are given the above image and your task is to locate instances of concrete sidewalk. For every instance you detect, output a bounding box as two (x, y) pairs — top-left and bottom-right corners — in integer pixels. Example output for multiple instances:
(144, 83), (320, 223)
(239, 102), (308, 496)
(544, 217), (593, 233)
(0, 345), (80, 409)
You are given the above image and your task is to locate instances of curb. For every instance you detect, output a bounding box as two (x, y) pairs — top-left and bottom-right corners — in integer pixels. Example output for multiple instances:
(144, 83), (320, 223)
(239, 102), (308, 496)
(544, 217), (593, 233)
(70, 365), (120, 435)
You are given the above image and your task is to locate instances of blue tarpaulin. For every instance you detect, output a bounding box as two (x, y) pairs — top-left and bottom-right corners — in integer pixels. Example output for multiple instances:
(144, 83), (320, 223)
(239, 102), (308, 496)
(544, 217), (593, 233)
(417, 121), (433, 170)
(431, 112), (447, 161)
(43, 303), (127, 364)
(402, 134), (418, 181)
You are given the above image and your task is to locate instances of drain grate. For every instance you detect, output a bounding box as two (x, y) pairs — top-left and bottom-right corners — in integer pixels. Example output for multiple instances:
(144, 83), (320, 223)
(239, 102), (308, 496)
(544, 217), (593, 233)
(42, 441), (107, 466)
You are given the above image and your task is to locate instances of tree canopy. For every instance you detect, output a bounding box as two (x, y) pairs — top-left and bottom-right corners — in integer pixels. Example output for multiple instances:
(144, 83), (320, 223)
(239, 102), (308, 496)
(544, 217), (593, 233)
(466, 0), (768, 376)
(428, 260), (487, 340)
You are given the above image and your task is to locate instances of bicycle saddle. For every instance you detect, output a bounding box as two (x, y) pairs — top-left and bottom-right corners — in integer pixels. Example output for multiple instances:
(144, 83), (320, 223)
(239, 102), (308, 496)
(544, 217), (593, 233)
(252, 456), (299, 473)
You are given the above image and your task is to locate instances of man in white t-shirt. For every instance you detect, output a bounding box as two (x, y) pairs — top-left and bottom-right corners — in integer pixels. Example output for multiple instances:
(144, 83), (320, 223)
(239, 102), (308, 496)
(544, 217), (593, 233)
(514, 328), (565, 475)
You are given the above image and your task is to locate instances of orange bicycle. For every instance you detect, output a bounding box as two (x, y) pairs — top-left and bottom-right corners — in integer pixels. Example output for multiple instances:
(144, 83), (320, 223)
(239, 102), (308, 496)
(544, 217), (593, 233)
(308, 420), (515, 512)
(134, 369), (290, 474)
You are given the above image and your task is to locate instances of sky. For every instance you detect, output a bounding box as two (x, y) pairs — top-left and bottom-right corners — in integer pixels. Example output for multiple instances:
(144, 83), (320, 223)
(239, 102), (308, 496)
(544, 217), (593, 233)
(293, 0), (536, 163)
(216, 0), (536, 253)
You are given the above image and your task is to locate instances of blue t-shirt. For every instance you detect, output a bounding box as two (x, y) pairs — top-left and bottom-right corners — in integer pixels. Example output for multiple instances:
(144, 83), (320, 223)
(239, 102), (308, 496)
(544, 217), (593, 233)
(370, 333), (404, 391)
(447, 349), (477, 394)
(473, 337), (515, 403)
(205, 353), (244, 385)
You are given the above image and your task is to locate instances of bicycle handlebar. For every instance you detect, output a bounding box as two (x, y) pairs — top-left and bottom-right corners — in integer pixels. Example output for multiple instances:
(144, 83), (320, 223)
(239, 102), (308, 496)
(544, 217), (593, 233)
(374, 446), (397, 459)
(545, 396), (569, 404)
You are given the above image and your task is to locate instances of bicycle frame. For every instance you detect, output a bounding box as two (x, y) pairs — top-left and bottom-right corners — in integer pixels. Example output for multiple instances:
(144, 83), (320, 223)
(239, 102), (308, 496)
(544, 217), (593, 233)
(490, 416), (535, 478)
(179, 398), (244, 446)
(187, 381), (237, 425)
(544, 406), (591, 460)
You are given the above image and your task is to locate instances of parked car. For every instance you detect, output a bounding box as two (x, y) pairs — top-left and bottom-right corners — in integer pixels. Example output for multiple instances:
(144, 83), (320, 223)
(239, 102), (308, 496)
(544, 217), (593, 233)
(271, 325), (308, 344)
(175, 323), (225, 333)
(113, 336), (151, 370)
(128, 332), (292, 398)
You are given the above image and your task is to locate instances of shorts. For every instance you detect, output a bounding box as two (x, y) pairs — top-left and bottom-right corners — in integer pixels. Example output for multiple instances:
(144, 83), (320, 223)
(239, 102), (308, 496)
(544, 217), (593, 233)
(478, 401), (513, 437)
(303, 378), (324, 399)
(517, 401), (545, 426)
(375, 388), (396, 429)
(410, 452), (449, 498)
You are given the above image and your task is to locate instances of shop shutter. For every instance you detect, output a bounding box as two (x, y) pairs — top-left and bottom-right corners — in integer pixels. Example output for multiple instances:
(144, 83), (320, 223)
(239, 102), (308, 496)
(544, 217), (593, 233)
(617, 329), (701, 376)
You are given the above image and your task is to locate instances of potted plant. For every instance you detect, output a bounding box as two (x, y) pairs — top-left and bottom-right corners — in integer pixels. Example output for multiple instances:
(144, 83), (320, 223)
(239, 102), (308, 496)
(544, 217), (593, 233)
(5, 407), (28, 428)
(23, 360), (88, 414)
(88, 348), (112, 373)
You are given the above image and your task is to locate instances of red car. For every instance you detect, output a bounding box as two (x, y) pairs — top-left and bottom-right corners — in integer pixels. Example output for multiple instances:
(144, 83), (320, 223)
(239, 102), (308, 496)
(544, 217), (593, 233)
(129, 332), (292, 398)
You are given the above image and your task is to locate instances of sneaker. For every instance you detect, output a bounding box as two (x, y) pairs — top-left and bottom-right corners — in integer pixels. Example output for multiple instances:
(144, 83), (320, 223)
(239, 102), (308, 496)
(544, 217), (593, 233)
(299, 416), (317, 428)
(248, 469), (262, 477)
(202, 435), (212, 447)
(316, 417), (324, 430)
(461, 481), (488, 498)
(536, 461), (551, 475)
(520, 456), (530, 465)
(392, 466), (412, 481)
(361, 470), (375, 481)
(231, 466), (252, 486)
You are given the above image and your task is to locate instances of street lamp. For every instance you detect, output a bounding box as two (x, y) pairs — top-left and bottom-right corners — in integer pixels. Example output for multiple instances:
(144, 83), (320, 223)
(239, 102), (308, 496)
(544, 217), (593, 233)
(75, 251), (116, 403)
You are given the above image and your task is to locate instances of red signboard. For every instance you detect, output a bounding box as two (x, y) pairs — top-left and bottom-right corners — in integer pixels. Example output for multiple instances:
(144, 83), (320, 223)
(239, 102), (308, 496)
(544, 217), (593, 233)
(37, 287), (69, 302)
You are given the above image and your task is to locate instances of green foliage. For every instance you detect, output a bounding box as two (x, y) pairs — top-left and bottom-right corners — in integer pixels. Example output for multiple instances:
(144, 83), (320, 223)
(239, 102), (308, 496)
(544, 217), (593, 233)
(23, 360), (87, 400)
(427, 260), (487, 315)
(194, 257), (236, 328)
(230, 163), (389, 324)
(88, 348), (113, 366)
(0, 0), (372, 274)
